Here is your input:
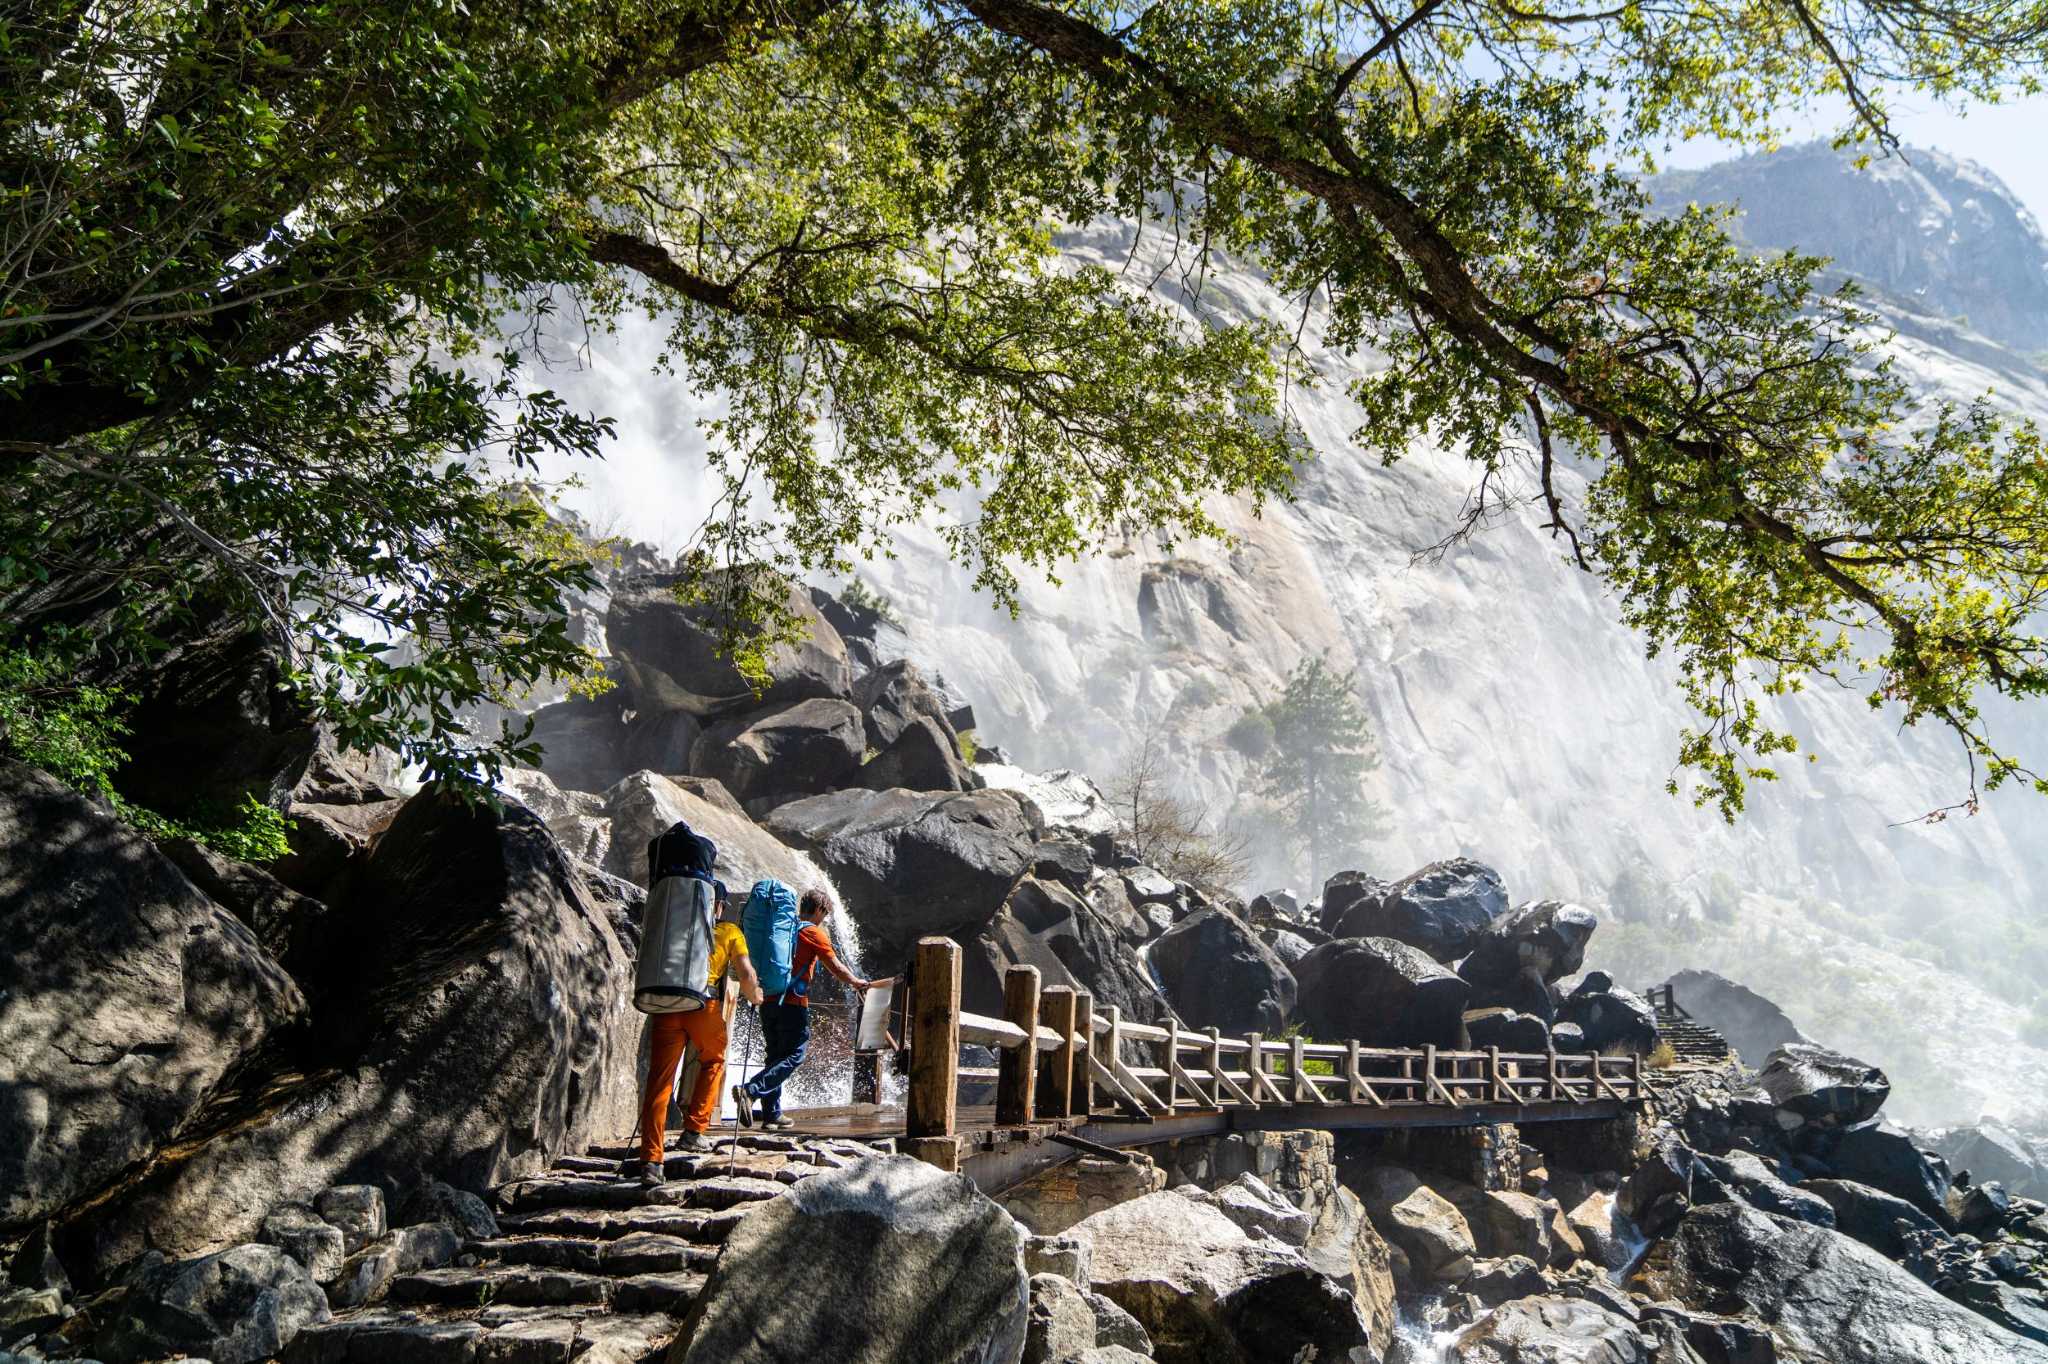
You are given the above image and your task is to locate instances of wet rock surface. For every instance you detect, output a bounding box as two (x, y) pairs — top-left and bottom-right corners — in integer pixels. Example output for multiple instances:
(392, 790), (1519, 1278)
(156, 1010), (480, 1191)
(1323, 858), (1507, 963)
(1146, 906), (1297, 1037)
(1295, 936), (1470, 1048)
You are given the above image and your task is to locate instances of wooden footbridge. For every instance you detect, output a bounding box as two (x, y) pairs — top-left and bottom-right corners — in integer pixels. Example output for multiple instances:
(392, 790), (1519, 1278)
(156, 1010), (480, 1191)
(794, 937), (1645, 1192)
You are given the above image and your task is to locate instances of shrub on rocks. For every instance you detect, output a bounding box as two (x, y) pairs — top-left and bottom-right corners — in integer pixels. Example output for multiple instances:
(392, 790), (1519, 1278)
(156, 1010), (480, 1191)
(673, 1156), (1030, 1364)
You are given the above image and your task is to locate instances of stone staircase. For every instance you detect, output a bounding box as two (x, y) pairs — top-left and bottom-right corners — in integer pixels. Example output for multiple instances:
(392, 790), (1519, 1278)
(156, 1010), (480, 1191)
(1654, 1014), (1733, 1065)
(284, 1133), (886, 1363)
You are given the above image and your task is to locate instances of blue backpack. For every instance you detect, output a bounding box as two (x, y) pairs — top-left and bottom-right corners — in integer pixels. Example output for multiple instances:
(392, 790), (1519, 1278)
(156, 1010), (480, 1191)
(741, 879), (802, 996)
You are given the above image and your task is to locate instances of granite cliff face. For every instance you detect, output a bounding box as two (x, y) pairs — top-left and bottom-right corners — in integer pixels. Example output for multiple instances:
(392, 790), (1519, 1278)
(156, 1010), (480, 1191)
(856, 212), (2048, 920)
(1646, 142), (2048, 356)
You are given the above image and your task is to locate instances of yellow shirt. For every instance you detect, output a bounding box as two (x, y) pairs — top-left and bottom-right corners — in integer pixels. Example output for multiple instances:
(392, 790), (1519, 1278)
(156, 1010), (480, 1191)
(707, 921), (748, 991)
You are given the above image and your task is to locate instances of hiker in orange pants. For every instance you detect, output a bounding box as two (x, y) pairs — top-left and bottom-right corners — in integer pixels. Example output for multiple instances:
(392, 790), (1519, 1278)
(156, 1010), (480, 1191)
(631, 887), (762, 1183)
(639, 1009), (727, 1161)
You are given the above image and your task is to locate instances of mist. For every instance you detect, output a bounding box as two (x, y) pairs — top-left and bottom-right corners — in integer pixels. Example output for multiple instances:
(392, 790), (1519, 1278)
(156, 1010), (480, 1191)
(511, 176), (2048, 1131)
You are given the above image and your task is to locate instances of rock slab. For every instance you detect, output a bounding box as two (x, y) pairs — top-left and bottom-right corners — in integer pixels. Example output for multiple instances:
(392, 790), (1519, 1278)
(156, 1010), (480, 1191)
(672, 1155), (1029, 1364)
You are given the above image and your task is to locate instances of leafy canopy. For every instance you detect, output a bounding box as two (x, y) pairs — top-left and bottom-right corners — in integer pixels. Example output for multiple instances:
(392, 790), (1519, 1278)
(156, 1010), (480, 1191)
(6, 0), (2048, 813)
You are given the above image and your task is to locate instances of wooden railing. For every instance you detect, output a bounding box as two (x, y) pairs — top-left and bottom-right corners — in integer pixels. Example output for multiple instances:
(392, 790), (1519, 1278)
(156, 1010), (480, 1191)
(1643, 983), (1691, 1020)
(894, 937), (1645, 1162)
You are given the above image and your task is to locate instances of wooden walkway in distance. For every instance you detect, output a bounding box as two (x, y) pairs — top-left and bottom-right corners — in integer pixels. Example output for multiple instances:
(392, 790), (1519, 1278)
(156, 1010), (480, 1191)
(803, 937), (1643, 1193)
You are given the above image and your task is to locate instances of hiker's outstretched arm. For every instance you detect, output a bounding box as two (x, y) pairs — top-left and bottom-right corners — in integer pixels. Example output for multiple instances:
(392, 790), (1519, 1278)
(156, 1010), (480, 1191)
(733, 951), (764, 1006)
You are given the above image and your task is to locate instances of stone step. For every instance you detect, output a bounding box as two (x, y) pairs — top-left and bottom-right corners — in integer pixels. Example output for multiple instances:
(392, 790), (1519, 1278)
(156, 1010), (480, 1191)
(613, 1271), (707, 1314)
(389, 1266), (615, 1308)
(665, 1175), (788, 1210)
(496, 1204), (750, 1244)
(472, 1232), (717, 1276)
(496, 1173), (785, 1215)
(587, 1133), (807, 1159)
(284, 1305), (679, 1364)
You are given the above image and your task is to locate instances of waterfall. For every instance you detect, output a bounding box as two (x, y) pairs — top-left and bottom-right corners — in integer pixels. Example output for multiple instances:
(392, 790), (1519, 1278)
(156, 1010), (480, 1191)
(1388, 1294), (1463, 1363)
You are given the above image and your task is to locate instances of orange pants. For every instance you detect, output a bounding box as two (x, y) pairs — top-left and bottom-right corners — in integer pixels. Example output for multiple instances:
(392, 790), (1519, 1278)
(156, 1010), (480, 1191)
(640, 1008), (727, 1162)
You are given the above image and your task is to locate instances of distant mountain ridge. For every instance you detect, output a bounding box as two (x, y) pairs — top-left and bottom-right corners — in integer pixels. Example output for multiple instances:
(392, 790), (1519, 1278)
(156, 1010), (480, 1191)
(1645, 143), (2048, 356)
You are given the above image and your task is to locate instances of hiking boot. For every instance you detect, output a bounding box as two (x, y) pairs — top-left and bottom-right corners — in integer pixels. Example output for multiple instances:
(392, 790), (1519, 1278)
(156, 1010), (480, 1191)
(623, 1158), (667, 1187)
(763, 1115), (795, 1131)
(675, 1130), (710, 1153)
(731, 1085), (755, 1128)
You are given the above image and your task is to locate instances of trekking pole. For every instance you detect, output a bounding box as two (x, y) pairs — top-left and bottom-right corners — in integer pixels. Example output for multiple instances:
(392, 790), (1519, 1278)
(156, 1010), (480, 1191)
(730, 1023), (755, 1180)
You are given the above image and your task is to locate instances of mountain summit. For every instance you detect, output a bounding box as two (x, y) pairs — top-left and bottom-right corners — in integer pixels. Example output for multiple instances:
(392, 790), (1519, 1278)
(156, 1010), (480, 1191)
(1647, 143), (2048, 356)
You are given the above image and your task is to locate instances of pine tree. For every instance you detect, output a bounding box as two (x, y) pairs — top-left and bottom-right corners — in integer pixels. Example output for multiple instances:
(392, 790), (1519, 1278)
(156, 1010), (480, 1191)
(1248, 656), (1387, 888)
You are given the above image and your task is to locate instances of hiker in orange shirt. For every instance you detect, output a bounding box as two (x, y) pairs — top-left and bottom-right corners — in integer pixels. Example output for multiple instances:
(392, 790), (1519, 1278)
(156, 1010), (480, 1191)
(732, 889), (873, 1131)
(629, 882), (762, 1184)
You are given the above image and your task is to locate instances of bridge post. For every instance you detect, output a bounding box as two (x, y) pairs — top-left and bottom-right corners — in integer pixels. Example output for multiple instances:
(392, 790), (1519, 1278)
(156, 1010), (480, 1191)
(1204, 1028), (1223, 1109)
(1546, 1047), (1561, 1103)
(1290, 1034), (1308, 1103)
(1629, 1051), (1643, 1100)
(907, 938), (961, 1168)
(1246, 1032), (1265, 1105)
(1072, 991), (1093, 1117)
(997, 965), (1040, 1126)
(1041, 987), (1078, 1120)
(1345, 1039), (1361, 1103)
(1105, 1004), (1123, 1087)
(1163, 1017), (1180, 1112)
(852, 1051), (882, 1106)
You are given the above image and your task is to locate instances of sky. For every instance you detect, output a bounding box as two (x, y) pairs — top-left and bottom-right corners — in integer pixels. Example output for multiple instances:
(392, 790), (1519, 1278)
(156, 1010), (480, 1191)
(1657, 91), (2048, 226)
